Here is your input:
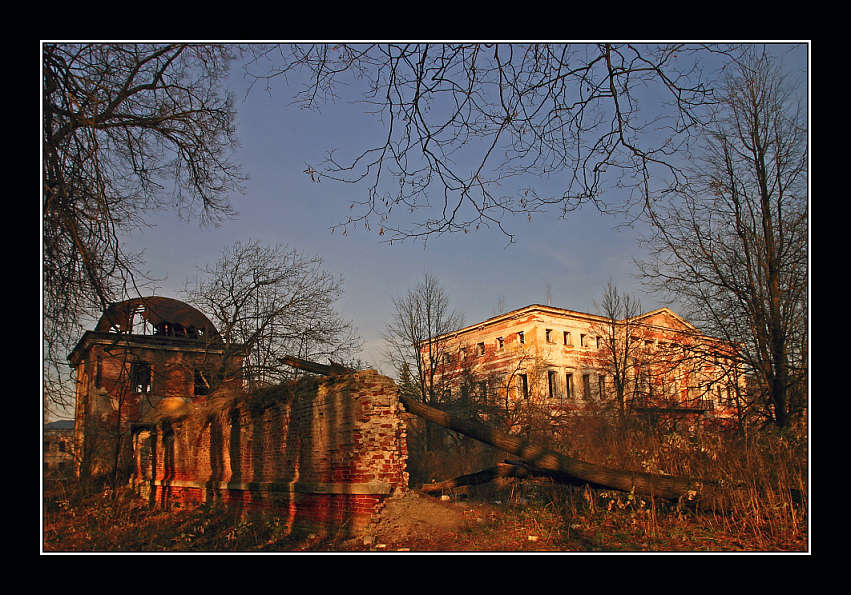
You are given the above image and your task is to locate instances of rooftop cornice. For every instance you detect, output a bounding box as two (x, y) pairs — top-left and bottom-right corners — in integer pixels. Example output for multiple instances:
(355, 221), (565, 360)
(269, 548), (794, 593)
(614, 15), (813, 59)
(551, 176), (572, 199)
(67, 330), (242, 365)
(432, 303), (714, 344)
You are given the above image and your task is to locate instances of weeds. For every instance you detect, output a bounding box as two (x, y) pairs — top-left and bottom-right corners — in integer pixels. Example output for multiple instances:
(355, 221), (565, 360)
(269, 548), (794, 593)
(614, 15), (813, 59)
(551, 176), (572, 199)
(43, 418), (807, 552)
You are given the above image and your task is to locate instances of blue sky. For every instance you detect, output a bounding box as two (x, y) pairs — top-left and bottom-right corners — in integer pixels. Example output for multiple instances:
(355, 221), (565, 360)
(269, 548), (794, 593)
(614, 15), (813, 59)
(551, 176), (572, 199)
(120, 43), (808, 376)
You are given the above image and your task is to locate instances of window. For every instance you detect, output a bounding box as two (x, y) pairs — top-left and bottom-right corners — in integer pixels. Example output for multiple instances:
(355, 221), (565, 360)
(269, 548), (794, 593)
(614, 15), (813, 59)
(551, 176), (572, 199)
(596, 336), (602, 349)
(519, 374), (529, 399)
(460, 346), (467, 359)
(479, 381), (488, 403)
(582, 374), (591, 400)
(563, 331), (572, 346)
(548, 370), (557, 399)
(565, 373), (574, 399)
(477, 342), (485, 356)
(545, 329), (553, 343)
(194, 368), (211, 396)
(518, 331), (525, 345)
(580, 334), (586, 347)
(598, 375), (606, 399)
(131, 361), (151, 394)
(497, 337), (504, 350)
(644, 364), (653, 397)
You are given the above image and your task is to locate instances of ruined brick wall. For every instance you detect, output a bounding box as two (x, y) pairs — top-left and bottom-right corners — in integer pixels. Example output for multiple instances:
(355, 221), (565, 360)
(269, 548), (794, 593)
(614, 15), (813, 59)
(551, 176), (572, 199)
(131, 369), (408, 536)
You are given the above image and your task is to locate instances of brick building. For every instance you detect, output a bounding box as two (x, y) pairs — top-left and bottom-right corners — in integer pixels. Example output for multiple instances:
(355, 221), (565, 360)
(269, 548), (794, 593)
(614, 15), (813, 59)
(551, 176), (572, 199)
(69, 296), (244, 477)
(422, 304), (744, 422)
(68, 296), (409, 535)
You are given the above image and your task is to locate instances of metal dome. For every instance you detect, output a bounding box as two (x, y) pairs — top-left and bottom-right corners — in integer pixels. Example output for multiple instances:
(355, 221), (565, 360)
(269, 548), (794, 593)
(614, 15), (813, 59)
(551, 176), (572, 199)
(94, 296), (221, 342)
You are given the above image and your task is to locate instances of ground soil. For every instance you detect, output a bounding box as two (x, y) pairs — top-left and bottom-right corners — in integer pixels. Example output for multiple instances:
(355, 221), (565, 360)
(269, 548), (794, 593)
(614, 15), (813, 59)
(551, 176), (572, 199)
(360, 491), (482, 549)
(342, 487), (573, 552)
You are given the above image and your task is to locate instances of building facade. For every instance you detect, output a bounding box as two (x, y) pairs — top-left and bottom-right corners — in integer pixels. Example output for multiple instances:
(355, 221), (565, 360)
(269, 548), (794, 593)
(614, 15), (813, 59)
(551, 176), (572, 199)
(44, 420), (75, 474)
(422, 304), (744, 423)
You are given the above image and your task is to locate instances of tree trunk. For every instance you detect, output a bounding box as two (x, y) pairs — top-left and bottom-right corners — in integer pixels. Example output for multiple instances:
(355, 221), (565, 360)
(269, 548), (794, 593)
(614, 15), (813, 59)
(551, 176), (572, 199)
(399, 395), (728, 507)
(421, 461), (536, 493)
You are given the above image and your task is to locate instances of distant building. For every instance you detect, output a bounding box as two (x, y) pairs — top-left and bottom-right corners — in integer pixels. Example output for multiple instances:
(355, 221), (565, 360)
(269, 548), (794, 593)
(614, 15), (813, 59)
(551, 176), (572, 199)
(421, 304), (744, 423)
(68, 296), (244, 477)
(44, 420), (75, 474)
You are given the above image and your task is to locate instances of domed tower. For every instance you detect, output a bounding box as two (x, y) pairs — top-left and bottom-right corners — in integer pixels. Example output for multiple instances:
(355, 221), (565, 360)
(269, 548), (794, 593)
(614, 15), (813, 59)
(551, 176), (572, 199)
(68, 296), (243, 477)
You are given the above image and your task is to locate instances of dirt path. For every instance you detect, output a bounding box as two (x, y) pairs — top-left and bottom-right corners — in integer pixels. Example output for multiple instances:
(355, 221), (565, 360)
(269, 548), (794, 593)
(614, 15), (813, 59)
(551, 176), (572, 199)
(355, 490), (497, 551)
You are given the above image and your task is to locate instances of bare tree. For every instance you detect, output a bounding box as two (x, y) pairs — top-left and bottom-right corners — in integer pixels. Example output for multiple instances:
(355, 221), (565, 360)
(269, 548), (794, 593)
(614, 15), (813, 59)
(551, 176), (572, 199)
(383, 274), (463, 449)
(43, 43), (244, 413)
(638, 49), (808, 428)
(183, 239), (362, 391)
(244, 43), (739, 243)
(593, 281), (644, 417)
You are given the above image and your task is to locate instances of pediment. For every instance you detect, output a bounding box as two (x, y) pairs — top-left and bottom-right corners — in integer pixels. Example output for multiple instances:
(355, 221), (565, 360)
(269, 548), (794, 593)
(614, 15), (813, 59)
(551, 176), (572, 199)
(633, 308), (696, 332)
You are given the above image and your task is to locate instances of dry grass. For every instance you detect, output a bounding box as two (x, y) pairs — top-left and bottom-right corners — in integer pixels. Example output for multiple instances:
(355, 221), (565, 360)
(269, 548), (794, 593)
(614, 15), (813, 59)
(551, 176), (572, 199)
(42, 419), (808, 553)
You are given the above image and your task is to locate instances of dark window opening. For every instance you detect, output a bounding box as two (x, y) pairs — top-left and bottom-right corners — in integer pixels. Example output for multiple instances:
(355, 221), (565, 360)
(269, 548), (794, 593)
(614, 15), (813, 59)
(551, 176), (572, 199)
(519, 374), (529, 399)
(477, 342), (485, 356)
(131, 361), (151, 394)
(518, 331), (525, 345)
(548, 370), (557, 399)
(582, 374), (591, 400)
(566, 373), (574, 399)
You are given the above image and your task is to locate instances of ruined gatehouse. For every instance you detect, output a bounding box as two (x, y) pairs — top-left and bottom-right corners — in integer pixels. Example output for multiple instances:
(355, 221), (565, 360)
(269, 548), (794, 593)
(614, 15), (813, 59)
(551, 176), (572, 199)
(70, 296), (409, 536)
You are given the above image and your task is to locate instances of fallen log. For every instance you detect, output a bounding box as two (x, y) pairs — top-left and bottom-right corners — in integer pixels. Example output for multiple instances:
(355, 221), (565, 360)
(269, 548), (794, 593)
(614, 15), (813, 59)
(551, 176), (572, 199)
(279, 355), (353, 376)
(421, 461), (537, 494)
(399, 395), (730, 508)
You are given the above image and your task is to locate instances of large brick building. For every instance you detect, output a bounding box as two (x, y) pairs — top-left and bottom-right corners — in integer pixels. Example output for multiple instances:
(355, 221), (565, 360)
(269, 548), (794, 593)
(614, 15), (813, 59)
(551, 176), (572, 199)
(422, 304), (744, 422)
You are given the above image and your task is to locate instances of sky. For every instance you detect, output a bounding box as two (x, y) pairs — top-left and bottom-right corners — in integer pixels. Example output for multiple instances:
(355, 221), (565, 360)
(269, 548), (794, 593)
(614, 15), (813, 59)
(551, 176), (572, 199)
(118, 43), (809, 378)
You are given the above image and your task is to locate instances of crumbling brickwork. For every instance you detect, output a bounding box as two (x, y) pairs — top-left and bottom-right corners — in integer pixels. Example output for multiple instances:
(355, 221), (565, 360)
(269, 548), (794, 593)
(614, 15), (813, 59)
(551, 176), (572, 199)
(69, 296), (243, 478)
(131, 370), (408, 536)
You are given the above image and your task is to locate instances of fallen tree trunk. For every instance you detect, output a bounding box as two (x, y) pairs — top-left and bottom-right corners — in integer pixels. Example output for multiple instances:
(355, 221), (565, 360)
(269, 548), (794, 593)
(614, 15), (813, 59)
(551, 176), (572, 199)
(421, 461), (538, 494)
(399, 395), (728, 508)
(280, 356), (352, 376)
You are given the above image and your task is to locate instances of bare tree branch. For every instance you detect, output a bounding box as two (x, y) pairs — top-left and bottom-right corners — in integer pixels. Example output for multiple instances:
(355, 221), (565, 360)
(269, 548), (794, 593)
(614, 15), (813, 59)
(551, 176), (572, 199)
(43, 43), (245, 414)
(245, 43), (736, 243)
